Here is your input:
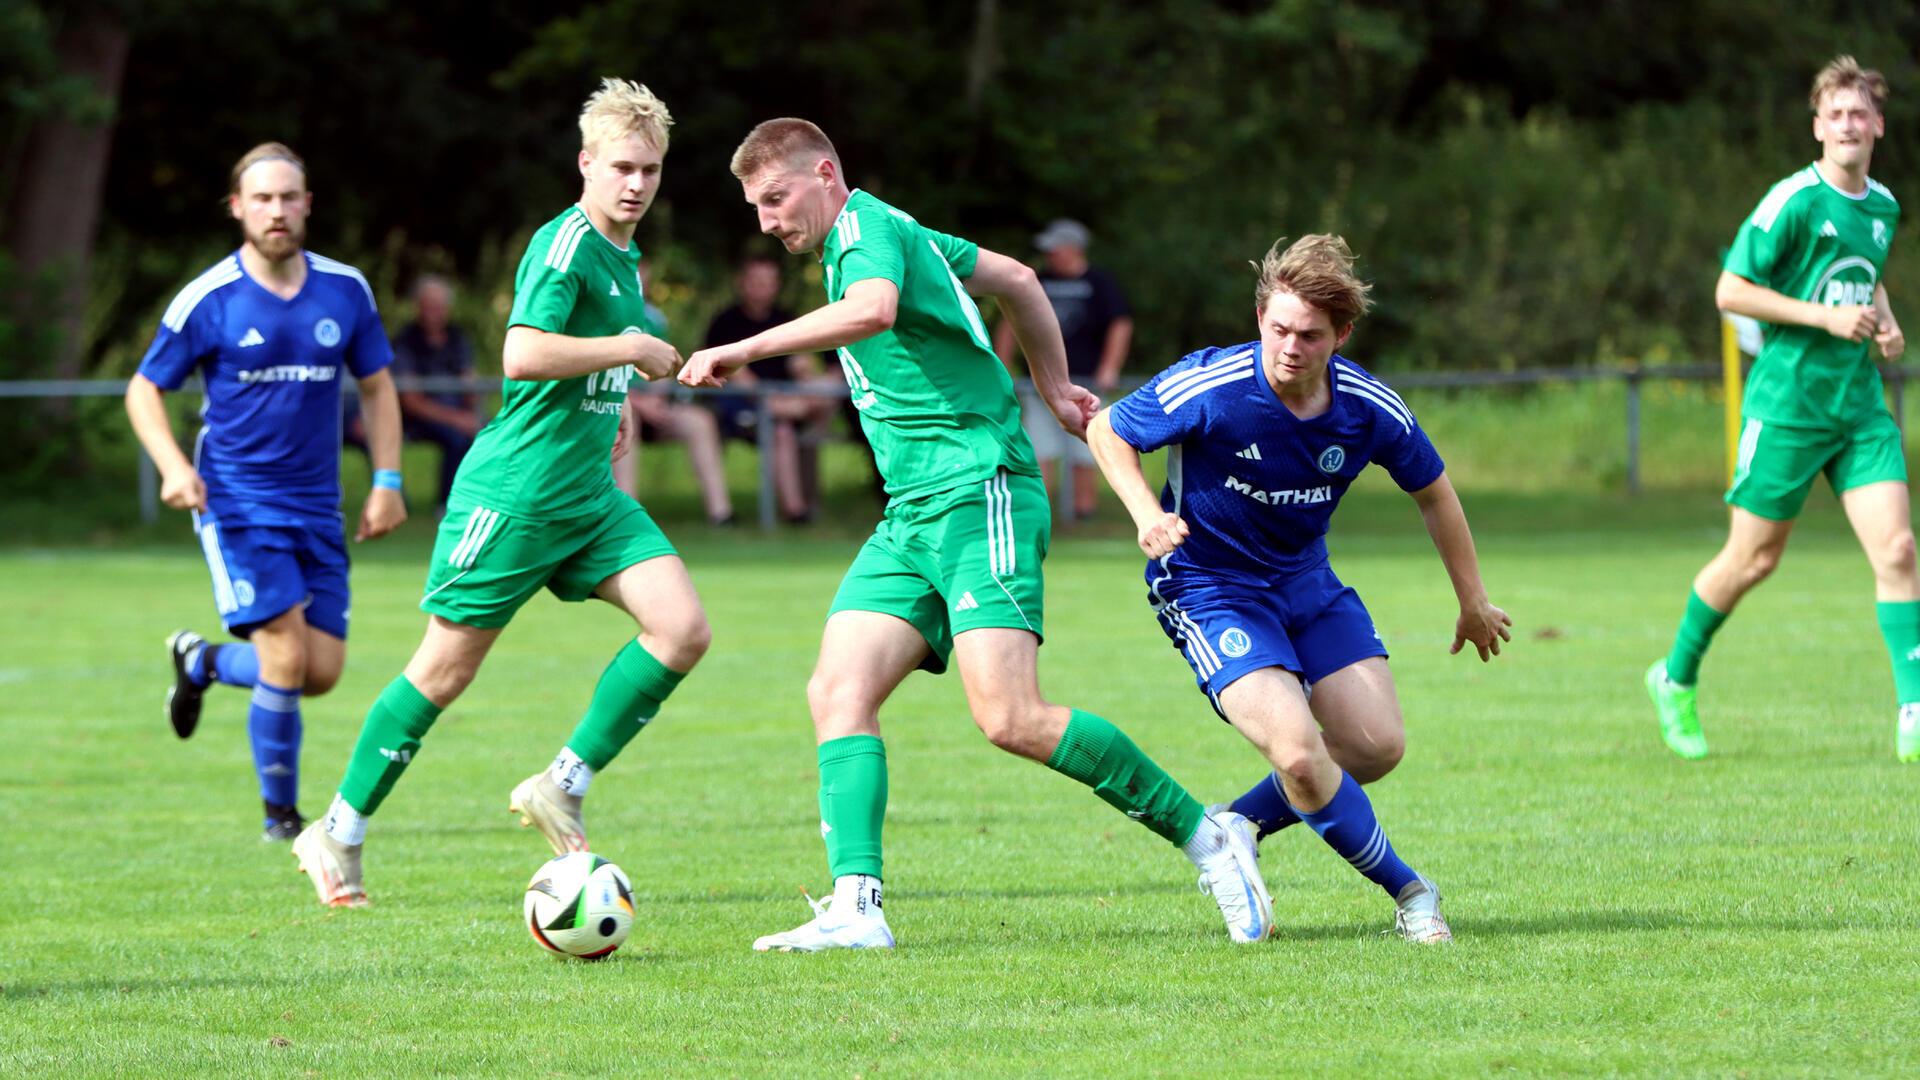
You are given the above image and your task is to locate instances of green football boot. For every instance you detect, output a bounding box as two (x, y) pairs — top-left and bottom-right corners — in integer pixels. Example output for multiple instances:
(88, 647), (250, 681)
(1645, 660), (1708, 760)
(1899, 703), (1920, 763)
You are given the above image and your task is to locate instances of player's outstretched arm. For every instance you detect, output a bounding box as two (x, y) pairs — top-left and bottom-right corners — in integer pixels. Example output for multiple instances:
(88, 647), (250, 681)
(503, 325), (681, 383)
(680, 279), (898, 388)
(966, 248), (1095, 436)
(1409, 471), (1511, 661)
(1875, 282), (1905, 360)
(354, 368), (408, 542)
(1088, 409), (1187, 557)
(1717, 270), (1878, 343)
(123, 373), (205, 513)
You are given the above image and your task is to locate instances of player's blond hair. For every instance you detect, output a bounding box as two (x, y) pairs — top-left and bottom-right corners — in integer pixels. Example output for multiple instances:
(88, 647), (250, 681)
(1254, 234), (1373, 328)
(229, 142), (305, 195)
(1810, 55), (1889, 115)
(579, 78), (673, 155)
(730, 118), (841, 181)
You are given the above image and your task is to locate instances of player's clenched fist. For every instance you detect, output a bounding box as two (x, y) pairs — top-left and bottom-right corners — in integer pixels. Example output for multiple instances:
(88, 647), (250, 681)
(629, 335), (683, 381)
(678, 343), (745, 388)
(1825, 304), (1880, 343)
(1135, 511), (1190, 559)
(159, 464), (207, 512)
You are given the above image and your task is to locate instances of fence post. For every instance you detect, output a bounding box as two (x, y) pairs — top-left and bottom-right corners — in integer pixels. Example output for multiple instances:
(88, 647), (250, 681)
(756, 404), (777, 532)
(1891, 367), (1906, 431)
(139, 450), (158, 524)
(1624, 366), (1642, 495)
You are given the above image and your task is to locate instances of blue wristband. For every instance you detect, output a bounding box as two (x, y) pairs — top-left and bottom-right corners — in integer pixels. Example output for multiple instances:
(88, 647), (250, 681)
(372, 469), (403, 491)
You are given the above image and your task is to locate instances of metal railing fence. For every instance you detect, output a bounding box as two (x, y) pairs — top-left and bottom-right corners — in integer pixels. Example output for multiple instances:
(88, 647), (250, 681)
(2, 364), (1911, 530)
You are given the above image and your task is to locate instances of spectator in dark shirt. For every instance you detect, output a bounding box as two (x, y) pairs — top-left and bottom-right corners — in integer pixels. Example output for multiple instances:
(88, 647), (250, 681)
(703, 253), (839, 522)
(993, 218), (1133, 519)
(620, 259), (735, 525)
(389, 275), (486, 516)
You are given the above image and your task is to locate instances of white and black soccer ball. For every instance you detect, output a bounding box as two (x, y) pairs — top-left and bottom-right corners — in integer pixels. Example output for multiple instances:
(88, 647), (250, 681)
(523, 852), (634, 959)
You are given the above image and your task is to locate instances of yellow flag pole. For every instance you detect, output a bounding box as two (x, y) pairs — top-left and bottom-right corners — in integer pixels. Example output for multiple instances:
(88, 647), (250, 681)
(1722, 316), (1744, 486)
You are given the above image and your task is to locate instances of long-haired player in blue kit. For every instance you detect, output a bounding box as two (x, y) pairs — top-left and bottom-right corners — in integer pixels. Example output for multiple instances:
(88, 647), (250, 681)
(1087, 234), (1510, 942)
(125, 143), (407, 840)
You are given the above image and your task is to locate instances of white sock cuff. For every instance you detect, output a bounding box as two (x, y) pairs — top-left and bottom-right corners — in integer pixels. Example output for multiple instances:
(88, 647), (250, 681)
(1181, 814), (1227, 864)
(324, 793), (368, 846)
(832, 874), (884, 919)
(550, 747), (593, 797)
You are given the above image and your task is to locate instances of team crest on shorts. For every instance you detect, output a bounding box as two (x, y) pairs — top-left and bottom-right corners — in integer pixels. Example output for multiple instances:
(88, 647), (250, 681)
(313, 318), (342, 347)
(1218, 627), (1252, 658)
(1316, 446), (1346, 474)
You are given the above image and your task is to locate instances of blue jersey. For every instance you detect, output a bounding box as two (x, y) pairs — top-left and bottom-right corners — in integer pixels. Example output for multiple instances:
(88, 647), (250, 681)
(1106, 343), (1444, 580)
(138, 250), (392, 526)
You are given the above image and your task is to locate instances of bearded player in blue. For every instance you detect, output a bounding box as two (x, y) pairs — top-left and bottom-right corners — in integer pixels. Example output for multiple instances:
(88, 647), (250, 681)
(125, 143), (406, 840)
(1087, 234), (1510, 942)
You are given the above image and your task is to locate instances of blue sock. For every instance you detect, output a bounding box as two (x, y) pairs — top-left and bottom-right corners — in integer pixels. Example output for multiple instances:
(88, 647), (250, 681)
(1229, 772), (1303, 839)
(200, 644), (260, 688)
(1293, 771), (1419, 898)
(248, 680), (302, 808)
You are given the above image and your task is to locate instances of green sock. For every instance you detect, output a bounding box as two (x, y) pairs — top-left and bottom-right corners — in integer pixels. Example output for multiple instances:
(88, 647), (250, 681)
(1046, 709), (1205, 846)
(818, 735), (886, 879)
(1665, 589), (1729, 686)
(565, 639), (685, 771)
(1876, 600), (1920, 704)
(337, 676), (443, 815)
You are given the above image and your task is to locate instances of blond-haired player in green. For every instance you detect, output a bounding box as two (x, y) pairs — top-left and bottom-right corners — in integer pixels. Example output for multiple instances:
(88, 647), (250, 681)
(1647, 55), (1915, 761)
(295, 79), (710, 906)
(681, 119), (1274, 951)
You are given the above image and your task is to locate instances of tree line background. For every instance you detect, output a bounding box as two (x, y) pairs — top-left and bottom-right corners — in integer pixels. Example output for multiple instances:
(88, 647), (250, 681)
(4, 0), (1919, 487)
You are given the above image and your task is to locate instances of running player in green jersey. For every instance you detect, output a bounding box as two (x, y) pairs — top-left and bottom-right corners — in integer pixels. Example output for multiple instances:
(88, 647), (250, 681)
(1647, 56), (1917, 762)
(294, 80), (710, 906)
(681, 119), (1274, 950)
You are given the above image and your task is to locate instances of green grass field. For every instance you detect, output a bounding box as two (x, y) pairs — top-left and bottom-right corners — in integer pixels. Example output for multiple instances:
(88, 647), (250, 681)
(4, 489), (1917, 1077)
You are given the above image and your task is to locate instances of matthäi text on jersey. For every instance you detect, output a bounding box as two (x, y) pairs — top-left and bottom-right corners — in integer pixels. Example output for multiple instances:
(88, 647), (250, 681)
(1224, 475), (1334, 506)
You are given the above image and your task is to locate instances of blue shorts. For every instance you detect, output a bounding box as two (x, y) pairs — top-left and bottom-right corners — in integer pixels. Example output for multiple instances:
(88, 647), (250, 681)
(1147, 562), (1386, 717)
(194, 516), (351, 640)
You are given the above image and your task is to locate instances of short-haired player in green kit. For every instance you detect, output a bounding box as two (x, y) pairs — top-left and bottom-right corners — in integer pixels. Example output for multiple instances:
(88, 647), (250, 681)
(680, 119), (1275, 950)
(1646, 55), (1917, 762)
(293, 79), (710, 906)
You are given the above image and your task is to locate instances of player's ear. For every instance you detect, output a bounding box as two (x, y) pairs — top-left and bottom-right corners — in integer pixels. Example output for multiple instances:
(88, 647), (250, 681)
(1334, 323), (1353, 350)
(578, 148), (593, 180)
(815, 157), (836, 188)
(228, 193), (243, 222)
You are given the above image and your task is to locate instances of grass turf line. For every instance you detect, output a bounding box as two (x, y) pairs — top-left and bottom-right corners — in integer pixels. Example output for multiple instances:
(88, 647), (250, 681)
(1, 493), (1915, 1076)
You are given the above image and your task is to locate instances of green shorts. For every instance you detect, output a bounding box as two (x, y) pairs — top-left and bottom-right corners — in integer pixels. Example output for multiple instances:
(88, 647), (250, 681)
(829, 468), (1050, 674)
(1726, 410), (1908, 521)
(420, 492), (678, 629)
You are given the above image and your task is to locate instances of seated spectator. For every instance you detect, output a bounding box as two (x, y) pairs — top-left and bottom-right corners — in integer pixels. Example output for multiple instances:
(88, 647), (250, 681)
(616, 261), (735, 525)
(704, 253), (840, 523)
(390, 275), (486, 516)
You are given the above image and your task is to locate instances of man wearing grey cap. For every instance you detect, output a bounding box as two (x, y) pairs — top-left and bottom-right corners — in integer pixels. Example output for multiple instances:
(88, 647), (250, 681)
(994, 218), (1133, 519)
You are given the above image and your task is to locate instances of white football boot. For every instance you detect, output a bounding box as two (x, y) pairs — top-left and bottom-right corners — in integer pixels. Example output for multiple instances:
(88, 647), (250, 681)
(291, 821), (368, 908)
(1192, 810), (1275, 943)
(1392, 875), (1452, 944)
(753, 885), (895, 953)
(509, 771), (588, 855)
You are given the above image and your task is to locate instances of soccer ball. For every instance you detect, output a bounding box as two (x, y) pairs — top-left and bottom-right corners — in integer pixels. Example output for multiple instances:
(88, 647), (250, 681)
(523, 852), (634, 959)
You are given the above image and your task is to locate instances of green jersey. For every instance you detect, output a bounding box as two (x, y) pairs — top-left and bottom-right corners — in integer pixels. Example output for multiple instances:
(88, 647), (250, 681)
(1724, 163), (1901, 428)
(822, 189), (1038, 504)
(451, 205), (651, 519)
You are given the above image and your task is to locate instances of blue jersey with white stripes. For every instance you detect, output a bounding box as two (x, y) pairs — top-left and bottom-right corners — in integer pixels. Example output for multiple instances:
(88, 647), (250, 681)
(138, 250), (392, 526)
(1106, 342), (1444, 579)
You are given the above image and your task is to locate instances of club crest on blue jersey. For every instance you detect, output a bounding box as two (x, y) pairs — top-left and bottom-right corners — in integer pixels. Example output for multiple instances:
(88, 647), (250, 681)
(1218, 627), (1252, 658)
(1317, 446), (1347, 474)
(313, 318), (341, 347)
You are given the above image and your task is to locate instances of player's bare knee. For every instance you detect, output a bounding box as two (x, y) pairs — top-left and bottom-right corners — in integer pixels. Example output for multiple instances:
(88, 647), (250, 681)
(970, 704), (1045, 757)
(302, 666), (341, 697)
(1342, 735), (1403, 783)
(1873, 529), (1918, 582)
